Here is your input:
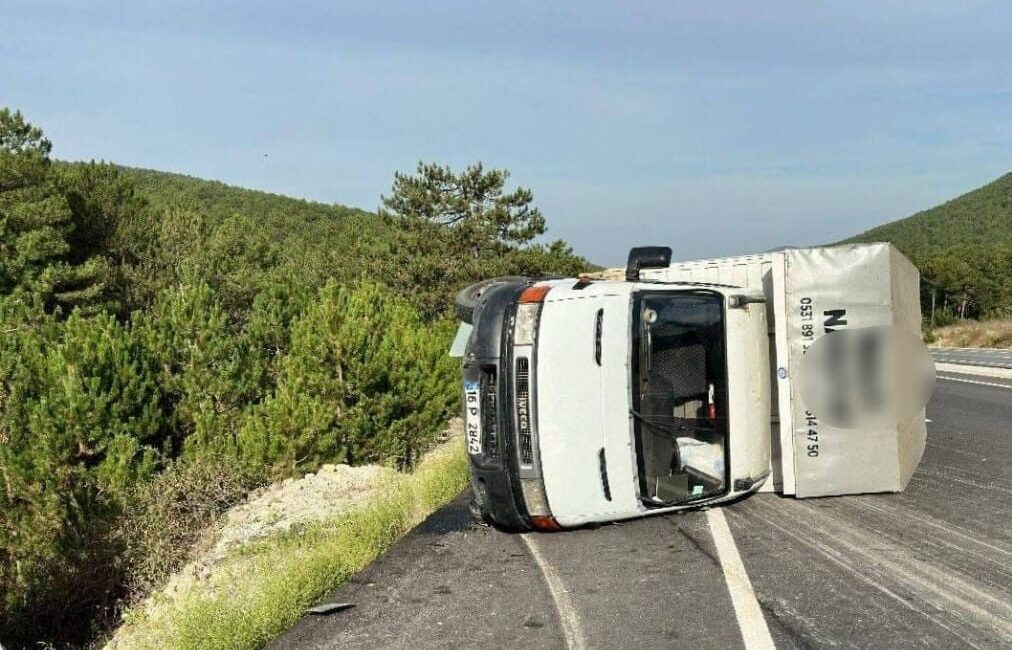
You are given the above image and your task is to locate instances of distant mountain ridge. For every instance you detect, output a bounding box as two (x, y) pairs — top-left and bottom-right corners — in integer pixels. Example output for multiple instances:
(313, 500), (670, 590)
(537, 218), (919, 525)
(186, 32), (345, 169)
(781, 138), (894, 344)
(843, 172), (1012, 259)
(104, 164), (399, 306)
(843, 172), (1012, 320)
(118, 166), (375, 224)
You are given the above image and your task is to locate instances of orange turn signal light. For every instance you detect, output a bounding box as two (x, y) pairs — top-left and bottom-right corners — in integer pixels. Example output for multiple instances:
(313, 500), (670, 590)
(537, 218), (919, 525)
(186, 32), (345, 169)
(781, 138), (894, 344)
(530, 515), (562, 531)
(519, 285), (552, 304)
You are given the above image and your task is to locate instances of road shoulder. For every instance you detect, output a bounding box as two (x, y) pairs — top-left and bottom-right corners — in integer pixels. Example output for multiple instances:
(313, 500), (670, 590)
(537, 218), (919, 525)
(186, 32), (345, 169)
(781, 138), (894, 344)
(269, 495), (565, 650)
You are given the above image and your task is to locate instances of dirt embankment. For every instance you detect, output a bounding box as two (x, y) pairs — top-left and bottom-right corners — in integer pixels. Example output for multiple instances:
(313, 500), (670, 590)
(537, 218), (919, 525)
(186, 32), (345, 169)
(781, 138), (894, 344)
(105, 464), (395, 648)
(106, 420), (465, 650)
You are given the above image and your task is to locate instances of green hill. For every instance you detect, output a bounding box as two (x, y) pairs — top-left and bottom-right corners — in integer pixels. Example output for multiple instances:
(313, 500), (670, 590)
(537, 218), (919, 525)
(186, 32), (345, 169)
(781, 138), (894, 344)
(3, 104), (586, 649)
(843, 173), (1012, 320)
(58, 164), (400, 314)
(119, 166), (391, 259)
(84, 165), (586, 319)
(114, 165), (1011, 321)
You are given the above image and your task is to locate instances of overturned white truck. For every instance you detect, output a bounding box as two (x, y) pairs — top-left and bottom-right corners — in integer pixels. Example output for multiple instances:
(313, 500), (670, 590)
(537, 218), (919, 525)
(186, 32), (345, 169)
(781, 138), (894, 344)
(452, 243), (929, 531)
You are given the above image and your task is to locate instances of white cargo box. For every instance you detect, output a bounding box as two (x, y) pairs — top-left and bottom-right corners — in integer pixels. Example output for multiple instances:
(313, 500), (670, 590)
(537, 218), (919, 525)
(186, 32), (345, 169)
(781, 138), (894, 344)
(639, 243), (926, 497)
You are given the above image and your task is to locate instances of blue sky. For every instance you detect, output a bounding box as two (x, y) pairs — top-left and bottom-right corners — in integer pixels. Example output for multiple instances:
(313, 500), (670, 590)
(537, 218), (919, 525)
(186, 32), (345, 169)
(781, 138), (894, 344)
(3, 1), (1010, 264)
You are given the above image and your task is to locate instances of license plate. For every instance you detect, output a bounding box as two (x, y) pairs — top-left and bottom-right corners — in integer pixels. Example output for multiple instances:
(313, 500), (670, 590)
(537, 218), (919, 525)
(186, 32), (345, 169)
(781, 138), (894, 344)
(464, 381), (481, 455)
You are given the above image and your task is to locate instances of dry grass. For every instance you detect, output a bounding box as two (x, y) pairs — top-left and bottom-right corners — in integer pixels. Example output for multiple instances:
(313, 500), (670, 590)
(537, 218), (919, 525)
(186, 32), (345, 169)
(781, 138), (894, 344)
(119, 458), (267, 599)
(930, 319), (1012, 349)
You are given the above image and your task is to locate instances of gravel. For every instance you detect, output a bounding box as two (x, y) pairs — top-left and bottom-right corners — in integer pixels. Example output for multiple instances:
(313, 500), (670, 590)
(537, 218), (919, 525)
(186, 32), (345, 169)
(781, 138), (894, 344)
(210, 462), (396, 559)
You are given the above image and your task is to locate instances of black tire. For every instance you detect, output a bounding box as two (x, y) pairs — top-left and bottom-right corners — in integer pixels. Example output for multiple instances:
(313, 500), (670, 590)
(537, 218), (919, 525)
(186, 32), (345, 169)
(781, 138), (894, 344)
(455, 276), (527, 324)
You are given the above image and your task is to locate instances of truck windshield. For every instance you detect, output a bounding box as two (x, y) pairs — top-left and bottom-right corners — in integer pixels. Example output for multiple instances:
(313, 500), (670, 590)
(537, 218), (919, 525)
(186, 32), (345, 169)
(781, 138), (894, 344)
(631, 291), (728, 506)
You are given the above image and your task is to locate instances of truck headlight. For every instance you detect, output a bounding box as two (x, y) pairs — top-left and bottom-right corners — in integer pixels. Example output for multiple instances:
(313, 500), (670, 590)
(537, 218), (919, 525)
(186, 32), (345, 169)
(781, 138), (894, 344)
(514, 303), (540, 345)
(522, 479), (561, 530)
(521, 478), (550, 516)
(514, 284), (550, 345)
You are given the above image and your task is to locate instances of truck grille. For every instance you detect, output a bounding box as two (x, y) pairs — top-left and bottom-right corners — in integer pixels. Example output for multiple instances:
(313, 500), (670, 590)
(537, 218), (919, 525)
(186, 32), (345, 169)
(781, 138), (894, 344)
(516, 357), (533, 466)
(480, 367), (499, 460)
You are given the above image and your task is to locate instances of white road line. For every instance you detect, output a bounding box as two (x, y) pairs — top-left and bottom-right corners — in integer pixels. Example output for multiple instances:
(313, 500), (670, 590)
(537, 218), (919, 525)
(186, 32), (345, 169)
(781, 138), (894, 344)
(937, 375), (1012, 390)
(707, 508), (776, 650)
(935, 358), (1012, 367)
(934, 362), (1012, 380)
(950, 347), (1012, 353)
(520, 533), (585, 650)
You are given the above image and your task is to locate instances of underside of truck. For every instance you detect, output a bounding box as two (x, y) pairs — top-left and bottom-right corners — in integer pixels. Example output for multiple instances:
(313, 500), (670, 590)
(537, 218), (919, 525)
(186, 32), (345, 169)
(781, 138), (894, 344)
(632, 290), (730, 506)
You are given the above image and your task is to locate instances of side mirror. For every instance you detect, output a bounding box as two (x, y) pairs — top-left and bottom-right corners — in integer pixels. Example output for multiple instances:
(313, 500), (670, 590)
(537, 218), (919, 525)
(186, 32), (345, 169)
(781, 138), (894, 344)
(625, 246), (673, 281)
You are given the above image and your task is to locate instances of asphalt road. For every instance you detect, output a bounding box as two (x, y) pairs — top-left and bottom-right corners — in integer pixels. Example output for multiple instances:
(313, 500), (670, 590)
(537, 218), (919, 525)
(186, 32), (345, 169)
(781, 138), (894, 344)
(932, 347), (1012, 369)
(272, 372), (1012, 650)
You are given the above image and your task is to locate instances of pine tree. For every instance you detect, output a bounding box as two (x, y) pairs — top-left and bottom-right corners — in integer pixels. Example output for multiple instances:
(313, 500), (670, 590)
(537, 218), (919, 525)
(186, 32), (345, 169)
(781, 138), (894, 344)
(0, 308), (163, 642)
(235, 281), (458, 472)
(380, 161), (547, 258)
(376, 162), (586, 318)
(0, 109), (112, 314)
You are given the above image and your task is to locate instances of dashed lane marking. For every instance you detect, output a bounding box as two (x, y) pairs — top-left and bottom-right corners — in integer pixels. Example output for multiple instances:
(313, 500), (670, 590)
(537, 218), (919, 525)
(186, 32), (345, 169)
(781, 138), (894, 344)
(707, 508), (776, 650)
(520, 533), (585, 650)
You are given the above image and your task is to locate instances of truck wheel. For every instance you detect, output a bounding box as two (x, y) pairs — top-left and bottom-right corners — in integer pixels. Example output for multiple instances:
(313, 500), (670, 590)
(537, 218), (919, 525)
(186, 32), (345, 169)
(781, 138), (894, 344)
(455, 276), (527, 324)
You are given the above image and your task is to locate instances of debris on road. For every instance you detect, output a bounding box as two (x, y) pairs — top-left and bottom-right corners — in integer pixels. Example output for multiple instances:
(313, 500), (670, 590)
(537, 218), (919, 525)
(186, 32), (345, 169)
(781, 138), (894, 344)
(305, 602), (355, 615)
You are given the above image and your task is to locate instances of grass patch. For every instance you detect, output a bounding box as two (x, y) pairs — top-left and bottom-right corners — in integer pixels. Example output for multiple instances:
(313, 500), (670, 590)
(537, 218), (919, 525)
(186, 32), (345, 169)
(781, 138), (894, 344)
(107, 438), (468, 650)
(930, 319), (1012, 349)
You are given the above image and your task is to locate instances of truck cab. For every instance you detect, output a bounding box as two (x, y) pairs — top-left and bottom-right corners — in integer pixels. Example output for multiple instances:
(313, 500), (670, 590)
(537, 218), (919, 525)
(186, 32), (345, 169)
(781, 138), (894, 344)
(458, 248), (771, 531)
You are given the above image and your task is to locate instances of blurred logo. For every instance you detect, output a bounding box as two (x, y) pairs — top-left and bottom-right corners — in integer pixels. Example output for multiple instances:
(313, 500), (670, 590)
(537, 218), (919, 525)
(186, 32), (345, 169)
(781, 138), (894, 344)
(796, 326), (935, 429)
